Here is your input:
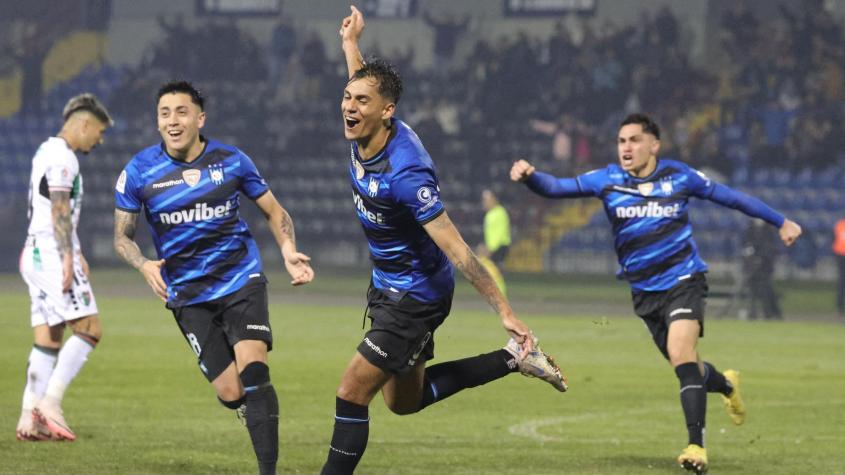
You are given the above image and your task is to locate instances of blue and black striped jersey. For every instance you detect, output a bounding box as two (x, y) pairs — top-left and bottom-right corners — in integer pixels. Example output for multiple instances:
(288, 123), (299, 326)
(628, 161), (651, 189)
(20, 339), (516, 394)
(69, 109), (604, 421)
(527, 159), (785, 292)
(115, 138), (269, 307)
(349, 119), (454, 303)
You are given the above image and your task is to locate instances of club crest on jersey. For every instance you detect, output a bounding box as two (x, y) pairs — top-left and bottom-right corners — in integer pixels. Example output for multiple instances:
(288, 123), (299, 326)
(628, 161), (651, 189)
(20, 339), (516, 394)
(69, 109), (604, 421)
(209, 164), (225, 186)
(637, 182), (654, 196)
(182, 169), (201, 187)
(660, 180), (673, 194)
(368, 177), (379, 197)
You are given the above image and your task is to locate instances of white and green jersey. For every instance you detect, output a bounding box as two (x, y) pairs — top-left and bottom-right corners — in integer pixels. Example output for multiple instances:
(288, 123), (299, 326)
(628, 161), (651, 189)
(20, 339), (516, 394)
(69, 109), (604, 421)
(26, 137), (83, 251)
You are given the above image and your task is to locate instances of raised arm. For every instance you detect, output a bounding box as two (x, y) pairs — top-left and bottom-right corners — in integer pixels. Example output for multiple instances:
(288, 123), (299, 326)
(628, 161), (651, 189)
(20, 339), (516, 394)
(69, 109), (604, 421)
(50, 189), (74, 291)
(510, 159), (590, 198)
(705, 183), (802, 246)
(339, 5), (365, 78)
(423, 211), (533, 355)
(254, 190), (314, 285)
(113, 209), (168, 300)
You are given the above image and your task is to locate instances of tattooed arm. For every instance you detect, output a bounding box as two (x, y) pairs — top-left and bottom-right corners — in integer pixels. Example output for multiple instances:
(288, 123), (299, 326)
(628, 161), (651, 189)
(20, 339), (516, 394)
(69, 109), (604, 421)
(423, 211), (533, 353)
(254, 190), (314, 286)
(114, 209), (168, 300)
(50, 189), (74, 291)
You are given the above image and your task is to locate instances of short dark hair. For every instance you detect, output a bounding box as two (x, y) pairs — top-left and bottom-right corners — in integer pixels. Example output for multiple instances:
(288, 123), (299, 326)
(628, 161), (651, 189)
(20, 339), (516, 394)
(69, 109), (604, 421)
(350, 57), (403, 104)
(157, 80), (205, 110)
(63, 93), (113, 126)
(620, 113), (660, 139)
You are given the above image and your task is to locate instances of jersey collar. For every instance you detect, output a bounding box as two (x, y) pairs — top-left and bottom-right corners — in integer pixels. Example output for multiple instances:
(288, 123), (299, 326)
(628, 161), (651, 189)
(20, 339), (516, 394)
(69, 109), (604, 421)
(354, 119), (398, 166)
(160, 135), (210, 166)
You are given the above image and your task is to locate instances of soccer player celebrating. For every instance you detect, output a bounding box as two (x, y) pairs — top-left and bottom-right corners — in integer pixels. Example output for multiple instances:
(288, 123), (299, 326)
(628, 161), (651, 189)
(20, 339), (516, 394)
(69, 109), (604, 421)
(511, 113), (802, 474)
(17, 93), (112, 441)
(320, 8), (566, 474)
(113, 81), (313, 475)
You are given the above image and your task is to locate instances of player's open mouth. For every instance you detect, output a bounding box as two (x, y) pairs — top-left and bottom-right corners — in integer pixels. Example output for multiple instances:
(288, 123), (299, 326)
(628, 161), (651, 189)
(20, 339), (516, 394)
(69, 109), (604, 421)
(168, 130), (183, 139)
(621, 154), (633, 165)
(345, 117), (360, 129)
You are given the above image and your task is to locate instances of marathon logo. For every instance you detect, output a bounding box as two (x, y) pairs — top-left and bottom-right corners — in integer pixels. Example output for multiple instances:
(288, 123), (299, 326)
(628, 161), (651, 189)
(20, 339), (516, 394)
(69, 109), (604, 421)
(363, 337), (388, 358)
(152, 179), (185, 189)
(159, 200), (233, 224)
(353, 192), (385, 225)
(615, 202), (680, 219)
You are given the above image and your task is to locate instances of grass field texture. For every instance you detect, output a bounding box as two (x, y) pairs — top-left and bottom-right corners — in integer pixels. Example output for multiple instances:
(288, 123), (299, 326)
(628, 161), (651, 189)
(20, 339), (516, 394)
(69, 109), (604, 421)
(1, 271), (843, 474)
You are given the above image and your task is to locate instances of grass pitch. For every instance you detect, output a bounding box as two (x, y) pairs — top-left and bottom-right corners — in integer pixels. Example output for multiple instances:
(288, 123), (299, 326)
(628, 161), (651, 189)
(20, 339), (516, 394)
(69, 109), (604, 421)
(1, 270), (843, 474)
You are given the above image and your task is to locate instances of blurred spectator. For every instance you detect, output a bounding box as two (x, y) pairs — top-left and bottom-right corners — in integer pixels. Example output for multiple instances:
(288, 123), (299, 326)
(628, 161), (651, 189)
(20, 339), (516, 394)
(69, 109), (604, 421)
(741, 219), (782, 320)
(268, 14), (297, 85)
(833, 218), (845, 318)
(423, 9), (469, 71)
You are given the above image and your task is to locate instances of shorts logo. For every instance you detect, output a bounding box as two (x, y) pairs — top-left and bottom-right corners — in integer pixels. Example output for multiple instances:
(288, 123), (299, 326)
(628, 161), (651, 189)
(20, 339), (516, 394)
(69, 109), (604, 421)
(407, 332), (431, 367)
(363, 337), (388, 358)
(209, 164), (225, 186)
(182, 169), (201, 187)
(115, 170), (127, 193)
(246, 324), (270, 332)
(81, 291), (91, 306)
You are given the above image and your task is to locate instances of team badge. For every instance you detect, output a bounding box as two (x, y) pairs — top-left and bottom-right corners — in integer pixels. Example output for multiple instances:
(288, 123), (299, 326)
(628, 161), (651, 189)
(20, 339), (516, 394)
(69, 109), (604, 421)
(637, 182), (653, 196)
(182, 169), (201, 187)
(115, 170), (127, 193)
(209, 164), (225, 186)
(661, 180), (673, 194)
(417, 186), (433, 203)
(81, 291), (91, 306)
(368, 177), (379, 197)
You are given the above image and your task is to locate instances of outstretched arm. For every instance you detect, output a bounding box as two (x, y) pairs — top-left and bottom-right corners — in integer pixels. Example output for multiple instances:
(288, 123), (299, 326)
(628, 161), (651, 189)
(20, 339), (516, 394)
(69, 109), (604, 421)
(113, 209), (168, 300)
(423, 211), (533, 357)
(707, 183), (802, 246)
(254, 191), (314, 285)
(339, 5), (365, 78)
(510, 159), (590, 198)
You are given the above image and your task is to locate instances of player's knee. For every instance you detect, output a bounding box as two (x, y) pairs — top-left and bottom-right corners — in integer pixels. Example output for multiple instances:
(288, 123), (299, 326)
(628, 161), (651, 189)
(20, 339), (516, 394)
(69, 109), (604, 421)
(384, 399), (418, 416)
(667, 347), (696, 367)
(216, 383), (245, 402)
(240, 361), (271, 390)
(69, 315), (102, 342)
(336, 385), (370, 406)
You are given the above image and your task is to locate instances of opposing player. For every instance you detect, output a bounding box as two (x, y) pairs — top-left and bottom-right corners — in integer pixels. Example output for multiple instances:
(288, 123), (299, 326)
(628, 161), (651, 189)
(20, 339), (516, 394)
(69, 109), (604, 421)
(113, 81), (313, 475)
(17, 93), (112, 441)
(511, 113), (802, 474)
(320, 8), (566, 474)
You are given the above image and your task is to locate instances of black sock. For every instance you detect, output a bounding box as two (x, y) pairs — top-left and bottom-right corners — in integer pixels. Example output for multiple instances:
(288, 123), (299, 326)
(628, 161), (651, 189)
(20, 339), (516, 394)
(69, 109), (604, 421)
(675, 362), (706, 447)
(240, 362), (279, 475)
(321, 397), (369, 475)
(419, 349), (517, 411)
(702, 362), (733, 396)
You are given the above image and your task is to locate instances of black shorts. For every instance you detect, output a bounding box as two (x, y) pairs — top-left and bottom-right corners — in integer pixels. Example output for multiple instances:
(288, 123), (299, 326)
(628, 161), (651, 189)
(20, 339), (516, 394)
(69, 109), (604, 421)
(631, 273), (708, 360)
(357, 284), (453, 375)
(171, 279), (271, 382)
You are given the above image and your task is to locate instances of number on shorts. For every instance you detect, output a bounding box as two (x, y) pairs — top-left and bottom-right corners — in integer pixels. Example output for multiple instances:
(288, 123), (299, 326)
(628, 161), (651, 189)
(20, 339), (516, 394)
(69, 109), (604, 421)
(186, 333), (202, 356)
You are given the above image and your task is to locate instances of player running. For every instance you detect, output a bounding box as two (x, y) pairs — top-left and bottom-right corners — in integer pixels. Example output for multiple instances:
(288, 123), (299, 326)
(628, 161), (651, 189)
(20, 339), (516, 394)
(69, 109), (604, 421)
(17, 93), (112, 441)
(113, 81), (313, 475)
(511, 113), (802, 474)
(319, 8), (566, 474)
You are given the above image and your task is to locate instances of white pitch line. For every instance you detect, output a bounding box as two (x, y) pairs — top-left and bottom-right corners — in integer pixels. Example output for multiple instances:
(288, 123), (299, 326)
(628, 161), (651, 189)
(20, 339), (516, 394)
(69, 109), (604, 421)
(509, 399), (845, 443)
